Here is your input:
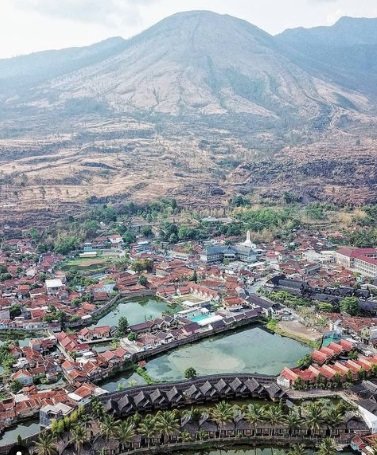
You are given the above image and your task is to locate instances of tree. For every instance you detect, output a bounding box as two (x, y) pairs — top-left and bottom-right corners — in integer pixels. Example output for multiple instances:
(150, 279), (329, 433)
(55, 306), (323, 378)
(34, 432), (57, 455)
(263, 406), (285, 435)
(211, 401), (234, 437)
(184, 367), (197, 380)
(128, 332), (137, 341)
(90, 397), (105, 420)
(139, 275), (148, 287)
(339, 297), (359, 316)
(180, 430), (193, 442)
(117, 420), (135, 451)
(306, 402), (324, 435)
(297, 354), (312, 369)
(155, 410), (180, 443)
(123, 231), (136, 246)
(54, 235), (79, 255)
(324, 408), (344, 430)
(190, 270), (198, 283)
(244, 403), (264, 431)
(285, 411), (301, 436)
(141, 226), (153, 238)
(131, 259), (153, 273)
(10, 380), (23, 393)
(348, 350), (358, 360)
(182, 407), (202, 422)
(100, 415), (119, 442)
(138, 414), (157, 447)
(116, 316), (129, 337)
(71, 425), (87, 455)
(318, 437), (337, 455)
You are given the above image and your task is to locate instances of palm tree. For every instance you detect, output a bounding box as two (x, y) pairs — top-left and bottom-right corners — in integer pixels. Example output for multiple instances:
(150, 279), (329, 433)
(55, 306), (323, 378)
(90, 397), (105, 421)
(263, 406), (285, 436)
(318, 437), (337, 455)
(34, 432), (57, 455)
(182, 406), (202, 422)
(197, 429), (208, 441)
(211, 401), (235, 438)
(244, 404), (264, 434)
(155, 410), (180, 443)
(70, 425), (87, 455)
(180, 431), (193, 442)
(287, 444), (307, 455)
(79, 412), (92, 429)
(324, 407), (343, 425)
(100, 415), (119, 443)
(138, 414), (157, 447)
(285, 411), (301, 436)
(117, 419), (135, 451)
(306, 402), (324, 436)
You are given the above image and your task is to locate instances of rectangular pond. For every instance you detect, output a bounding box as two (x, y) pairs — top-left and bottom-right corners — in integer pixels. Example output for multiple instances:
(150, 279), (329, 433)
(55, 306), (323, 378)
(144, 325), (311, 381)
(93, 297), (176, 327)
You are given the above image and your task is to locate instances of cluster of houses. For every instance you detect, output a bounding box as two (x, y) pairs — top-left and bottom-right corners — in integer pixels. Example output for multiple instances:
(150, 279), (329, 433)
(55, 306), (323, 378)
(10, 339), (62, 386)
(1, 220), (377, 443)
(278, 338), (377, 389)
(0, 381), (107, 432)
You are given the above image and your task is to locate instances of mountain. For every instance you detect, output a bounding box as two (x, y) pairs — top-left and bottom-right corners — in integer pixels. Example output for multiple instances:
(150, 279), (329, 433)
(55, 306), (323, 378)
(1, 11), (371, 130)
(0, 37), (127, 94)
(1, 11), (377, 221)
(277, 17), (377, 95)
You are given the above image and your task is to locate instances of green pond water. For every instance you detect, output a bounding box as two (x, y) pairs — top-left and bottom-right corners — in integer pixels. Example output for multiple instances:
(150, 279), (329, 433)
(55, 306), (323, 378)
(101, 371), (147, 392)
(0, 419), (40, 446)
(101, 326), (310, 390)
(93, 298), (173, 327)
(144, 326), (311, 382)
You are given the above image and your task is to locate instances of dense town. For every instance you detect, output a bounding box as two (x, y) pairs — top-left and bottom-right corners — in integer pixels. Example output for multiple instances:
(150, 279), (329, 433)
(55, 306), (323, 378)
(1, 207), (377, 455)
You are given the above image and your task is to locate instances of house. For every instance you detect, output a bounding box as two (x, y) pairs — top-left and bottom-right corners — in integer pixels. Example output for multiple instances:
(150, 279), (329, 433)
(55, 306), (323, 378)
(109, 235), (123, 247)
(277, 368), (299, 388)
(11, 369), (33, 386)
(68, 383), (107, 404)
(78, 326), (112, 342)
(45, 279), (64, 295)
(40, 403), (73, 428)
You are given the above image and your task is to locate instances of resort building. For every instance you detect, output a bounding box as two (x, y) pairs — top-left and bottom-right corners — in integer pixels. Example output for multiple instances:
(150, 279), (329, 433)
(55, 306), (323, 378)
(201, 231), (259, 264)
(336, 247), (377, 278)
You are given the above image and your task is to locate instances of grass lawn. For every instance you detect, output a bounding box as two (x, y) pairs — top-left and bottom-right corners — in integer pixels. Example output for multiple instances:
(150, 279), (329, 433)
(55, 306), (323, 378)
(62, 257), (110, 271)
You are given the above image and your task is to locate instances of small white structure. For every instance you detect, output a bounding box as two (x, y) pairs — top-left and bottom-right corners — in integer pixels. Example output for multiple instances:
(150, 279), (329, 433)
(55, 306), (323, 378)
(45, 278), (64, 295)
(241, 230), (257, 249)
(79, 251), (98, 258)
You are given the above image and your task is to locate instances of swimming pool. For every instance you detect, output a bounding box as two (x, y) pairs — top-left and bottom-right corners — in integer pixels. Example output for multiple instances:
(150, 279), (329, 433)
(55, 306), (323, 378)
(190, 313), (213, 323)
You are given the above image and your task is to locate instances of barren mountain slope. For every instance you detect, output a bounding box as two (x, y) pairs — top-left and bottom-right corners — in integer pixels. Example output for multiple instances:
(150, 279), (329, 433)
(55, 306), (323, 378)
(1, 11), (377, 221)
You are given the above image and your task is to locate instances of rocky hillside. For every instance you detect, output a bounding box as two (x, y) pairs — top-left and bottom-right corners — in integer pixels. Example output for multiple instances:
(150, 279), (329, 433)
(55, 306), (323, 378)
(1, 11), (377, 219)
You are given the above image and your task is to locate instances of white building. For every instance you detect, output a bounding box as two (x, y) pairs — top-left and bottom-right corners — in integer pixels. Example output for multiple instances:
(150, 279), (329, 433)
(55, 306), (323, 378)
(45, 278), (64, 295)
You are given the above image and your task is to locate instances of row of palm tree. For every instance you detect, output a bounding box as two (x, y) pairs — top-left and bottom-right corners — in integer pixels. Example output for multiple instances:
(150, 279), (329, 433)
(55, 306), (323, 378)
(32, 398), (349, 455)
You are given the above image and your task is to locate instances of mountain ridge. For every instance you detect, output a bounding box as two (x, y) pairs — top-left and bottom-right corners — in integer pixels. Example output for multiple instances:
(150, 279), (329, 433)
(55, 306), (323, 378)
(1, 11), (377, 217)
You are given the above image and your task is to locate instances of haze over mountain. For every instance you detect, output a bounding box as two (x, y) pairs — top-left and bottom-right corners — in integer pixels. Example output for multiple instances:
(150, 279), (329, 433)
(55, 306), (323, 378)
(277, 17), (377, 95)
(1, 11), (377, 221)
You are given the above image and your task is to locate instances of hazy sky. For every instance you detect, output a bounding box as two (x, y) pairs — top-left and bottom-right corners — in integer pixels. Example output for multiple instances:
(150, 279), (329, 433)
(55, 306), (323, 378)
(1, 0), (377, 58)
